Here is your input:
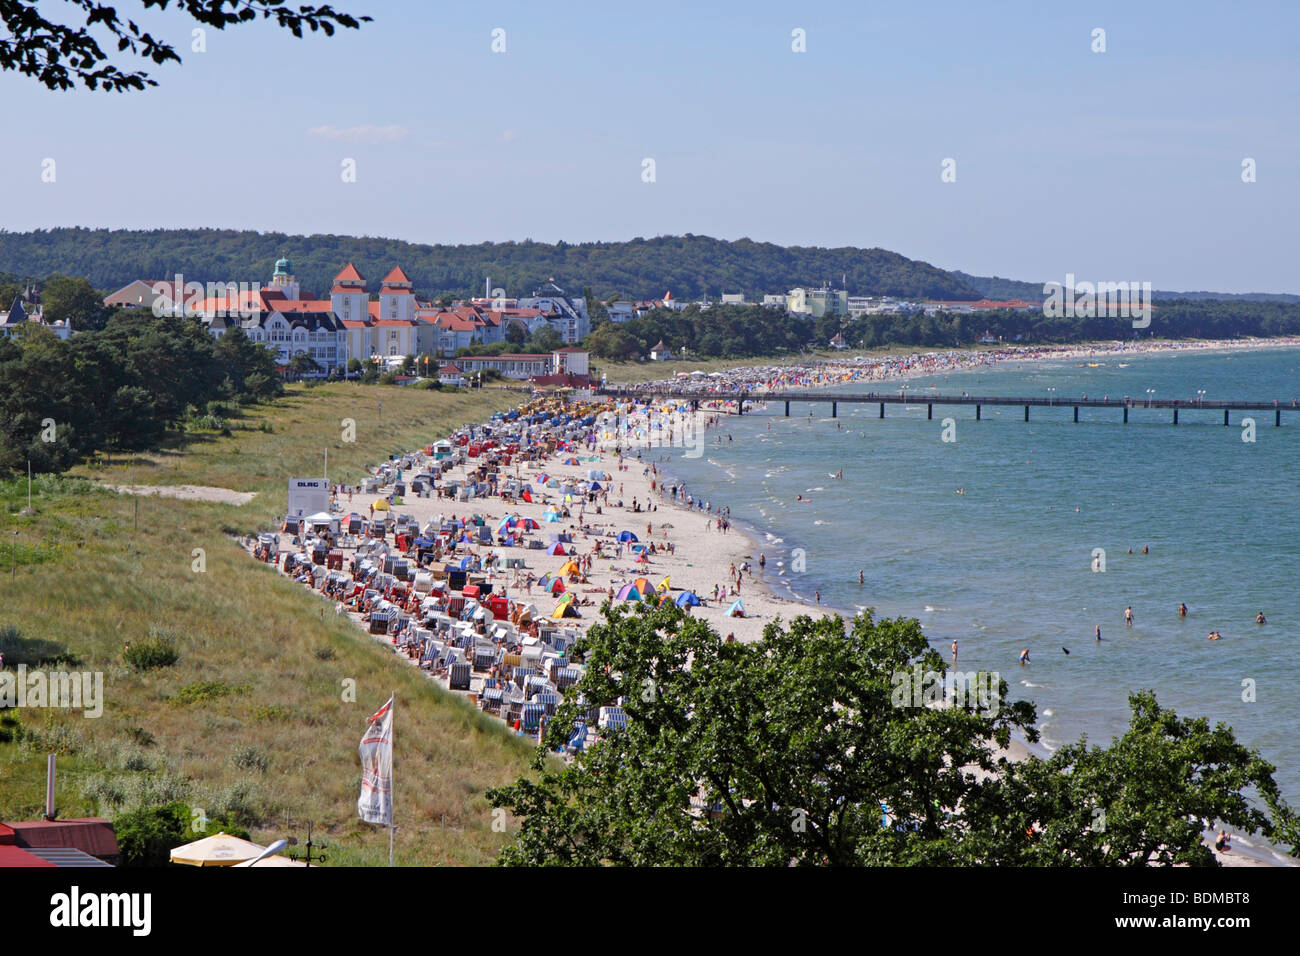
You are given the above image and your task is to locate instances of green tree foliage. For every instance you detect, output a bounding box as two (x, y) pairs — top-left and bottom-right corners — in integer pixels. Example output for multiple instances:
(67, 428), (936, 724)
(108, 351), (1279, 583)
(36, 274), (110, 332)
(0, 312), (282, 476)
(0, 1), (368, 94)
(0, 230), (980, 302)
(488, 603), (1298, 866)
(113, 801), (250, 867)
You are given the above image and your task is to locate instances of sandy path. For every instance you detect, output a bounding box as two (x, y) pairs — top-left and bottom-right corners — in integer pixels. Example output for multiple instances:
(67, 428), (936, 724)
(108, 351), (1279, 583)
(106, 484), (257, 505)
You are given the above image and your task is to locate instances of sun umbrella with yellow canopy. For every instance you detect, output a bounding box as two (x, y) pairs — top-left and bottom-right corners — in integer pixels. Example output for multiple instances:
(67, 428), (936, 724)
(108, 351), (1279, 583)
(169, 832), (269, 867)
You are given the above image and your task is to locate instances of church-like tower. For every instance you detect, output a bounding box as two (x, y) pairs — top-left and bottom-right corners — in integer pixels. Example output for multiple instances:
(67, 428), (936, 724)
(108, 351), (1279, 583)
(330, 263), (368, 322)
(269, 256), (300, 300)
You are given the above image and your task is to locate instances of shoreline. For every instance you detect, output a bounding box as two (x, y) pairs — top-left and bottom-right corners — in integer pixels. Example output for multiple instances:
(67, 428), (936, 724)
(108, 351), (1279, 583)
(256, 335), (1299, 866)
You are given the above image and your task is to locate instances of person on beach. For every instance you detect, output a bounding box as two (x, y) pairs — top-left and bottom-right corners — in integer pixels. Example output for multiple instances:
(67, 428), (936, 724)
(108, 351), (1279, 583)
(1125, 606), (1133, 627)
(1215, 830), (1231, 852)
(951, 640), (958, 663)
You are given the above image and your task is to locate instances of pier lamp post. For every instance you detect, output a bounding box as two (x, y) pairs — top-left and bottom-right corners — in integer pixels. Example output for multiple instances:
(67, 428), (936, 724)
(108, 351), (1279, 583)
(1146, 388), (1156, 408)
(1047, 387), (1056, 405)
(1196, 389), (1206, 406)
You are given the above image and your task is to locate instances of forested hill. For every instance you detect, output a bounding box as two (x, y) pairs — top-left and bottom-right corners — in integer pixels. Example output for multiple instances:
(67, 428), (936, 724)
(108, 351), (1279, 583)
(0, 229), (981, 302)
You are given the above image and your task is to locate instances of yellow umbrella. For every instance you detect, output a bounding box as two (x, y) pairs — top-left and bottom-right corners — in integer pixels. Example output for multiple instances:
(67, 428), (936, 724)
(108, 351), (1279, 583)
(169, 832), (267, 867)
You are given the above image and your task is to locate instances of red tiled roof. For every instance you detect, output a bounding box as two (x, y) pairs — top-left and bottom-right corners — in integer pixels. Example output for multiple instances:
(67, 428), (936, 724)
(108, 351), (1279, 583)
(341, 319), (370, 328)
(439, 363), (462, 374)
(555, 347), (588, 353)
(331, 285), (366, 295)
(373, 318), (414, 327)
(269, 299), (333, 313)
(335, 263), (365, 283)
(380, 266), (412, 285)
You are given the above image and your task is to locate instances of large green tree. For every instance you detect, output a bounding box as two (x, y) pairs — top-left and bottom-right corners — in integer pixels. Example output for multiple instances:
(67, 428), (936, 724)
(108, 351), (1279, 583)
(488, 603), (1299, 866)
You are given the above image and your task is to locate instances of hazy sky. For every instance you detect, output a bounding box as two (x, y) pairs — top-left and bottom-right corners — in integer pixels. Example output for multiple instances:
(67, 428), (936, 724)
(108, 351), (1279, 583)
(2, 0), (1296, 292)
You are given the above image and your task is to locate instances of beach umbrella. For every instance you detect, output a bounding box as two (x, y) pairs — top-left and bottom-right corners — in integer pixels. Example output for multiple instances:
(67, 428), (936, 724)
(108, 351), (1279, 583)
(169, 832), (268, 867)
(727, 600), (745, 618)
(617, 530), (638, 543)
(675, 591), (701, 608)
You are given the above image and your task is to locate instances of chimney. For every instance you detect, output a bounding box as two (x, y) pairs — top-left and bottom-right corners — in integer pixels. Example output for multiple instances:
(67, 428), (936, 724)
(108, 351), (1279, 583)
(45, 754), (56, 820)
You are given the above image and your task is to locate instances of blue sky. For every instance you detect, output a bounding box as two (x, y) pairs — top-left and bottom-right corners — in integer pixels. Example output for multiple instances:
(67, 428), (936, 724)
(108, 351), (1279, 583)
(1, 0), (1297, 292)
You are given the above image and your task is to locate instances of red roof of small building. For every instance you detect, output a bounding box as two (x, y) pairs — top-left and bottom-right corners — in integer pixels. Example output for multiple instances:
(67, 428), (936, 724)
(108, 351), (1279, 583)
(335, 263), (365, 283)
(7, 818), (119, 858)
(380, 266), (412, 286)
(0, 845), (55, 867)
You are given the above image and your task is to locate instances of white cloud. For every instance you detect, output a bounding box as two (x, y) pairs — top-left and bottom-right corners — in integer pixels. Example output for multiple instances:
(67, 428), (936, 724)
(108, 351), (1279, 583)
(306, 124), (410, 144)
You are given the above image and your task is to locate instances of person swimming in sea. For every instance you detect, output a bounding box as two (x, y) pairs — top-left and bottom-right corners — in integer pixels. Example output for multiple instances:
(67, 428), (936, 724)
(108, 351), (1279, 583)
(1208, 630), (1222, 641)
(1256, 611), (1267, 625)
(1179, 603), (1188, 617)
(1125, 606), (1134, 627)
(1019, 648), (1031, 665)
(1095, 624), (1102, 642)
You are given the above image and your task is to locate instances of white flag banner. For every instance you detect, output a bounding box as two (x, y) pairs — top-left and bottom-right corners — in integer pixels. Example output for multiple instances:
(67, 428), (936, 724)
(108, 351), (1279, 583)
(357, 696), (393, 825)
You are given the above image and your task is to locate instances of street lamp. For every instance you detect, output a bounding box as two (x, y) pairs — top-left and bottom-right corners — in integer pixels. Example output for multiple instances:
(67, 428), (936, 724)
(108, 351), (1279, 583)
(1196, 389), (1207, 405)
(1146, 388), (1155, 408)
(1047, 387), (1056, 405)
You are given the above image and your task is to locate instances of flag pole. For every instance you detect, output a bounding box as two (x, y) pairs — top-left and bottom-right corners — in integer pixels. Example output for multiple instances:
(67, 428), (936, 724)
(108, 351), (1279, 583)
(388, 689), (395, 866)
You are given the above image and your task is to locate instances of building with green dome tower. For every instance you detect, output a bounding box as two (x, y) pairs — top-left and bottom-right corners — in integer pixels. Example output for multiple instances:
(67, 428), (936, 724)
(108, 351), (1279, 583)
(269, 255), (300, 299)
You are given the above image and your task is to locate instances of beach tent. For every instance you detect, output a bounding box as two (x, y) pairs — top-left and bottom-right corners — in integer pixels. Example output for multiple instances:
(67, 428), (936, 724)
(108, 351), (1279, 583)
(631, 577), (653, 596)
(552, 594), (578, 619)
(549, 577), (566, 595)
(727, 600), (745, 618)
(372, 499), (389, 511)
(589, 481), (603, 491)
(497, 515), (519, 531)
(546, 541), (567, 556)
(675, 591), (701, 608)
(543, 510), (561, 523)
(559, 560), (580, 576)
(657, 576), (671, 592)
(616, 582), (643, 602)
(617, 530), (638, 543)
(519, 517), (539, 530)
(170, 832), (268, 867)
(562, 457), (580, 465)
(587, 470), (603, 481)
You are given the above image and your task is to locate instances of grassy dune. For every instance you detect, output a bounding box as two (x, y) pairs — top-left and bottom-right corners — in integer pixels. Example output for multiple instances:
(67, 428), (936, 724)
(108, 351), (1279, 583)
(0, 382), (536, 866)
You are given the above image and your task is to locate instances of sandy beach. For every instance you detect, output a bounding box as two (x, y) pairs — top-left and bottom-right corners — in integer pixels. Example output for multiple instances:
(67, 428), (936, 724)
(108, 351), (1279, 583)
(252, 334), (1300, 866)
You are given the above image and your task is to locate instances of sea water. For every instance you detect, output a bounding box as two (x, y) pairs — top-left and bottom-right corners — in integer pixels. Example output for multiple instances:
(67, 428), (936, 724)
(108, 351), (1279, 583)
(657, 346), (1300, 803)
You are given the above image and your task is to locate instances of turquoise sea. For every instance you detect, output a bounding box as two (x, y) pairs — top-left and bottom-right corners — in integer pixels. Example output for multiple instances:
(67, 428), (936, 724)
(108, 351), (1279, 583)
(657, 346), (1300, 804)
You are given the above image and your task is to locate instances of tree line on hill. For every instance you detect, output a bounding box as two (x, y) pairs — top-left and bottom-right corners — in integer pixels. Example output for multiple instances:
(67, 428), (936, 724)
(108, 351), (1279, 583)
(0, 229), (982, 302)
(0, 312), (281, 476)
